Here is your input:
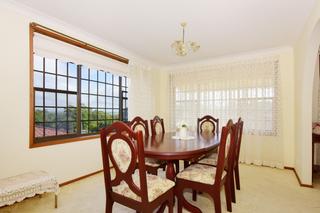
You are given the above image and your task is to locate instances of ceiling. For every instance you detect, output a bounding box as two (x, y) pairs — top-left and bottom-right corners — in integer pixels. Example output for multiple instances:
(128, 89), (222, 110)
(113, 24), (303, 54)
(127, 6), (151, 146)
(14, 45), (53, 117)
(14, 0), (316, 65)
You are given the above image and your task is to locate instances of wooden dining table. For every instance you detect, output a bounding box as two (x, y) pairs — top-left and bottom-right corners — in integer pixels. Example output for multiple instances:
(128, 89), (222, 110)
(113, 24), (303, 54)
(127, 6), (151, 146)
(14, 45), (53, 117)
(144, 132), (220, 180)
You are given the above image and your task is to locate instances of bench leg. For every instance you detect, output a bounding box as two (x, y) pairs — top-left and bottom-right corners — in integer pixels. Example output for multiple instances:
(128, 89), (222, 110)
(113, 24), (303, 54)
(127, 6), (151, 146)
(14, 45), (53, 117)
(55, 195), (58, 208)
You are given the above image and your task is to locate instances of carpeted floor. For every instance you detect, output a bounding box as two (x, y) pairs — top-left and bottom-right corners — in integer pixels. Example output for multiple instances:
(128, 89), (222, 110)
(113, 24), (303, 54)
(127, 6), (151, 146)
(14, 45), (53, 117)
(1, 164), (320, 213)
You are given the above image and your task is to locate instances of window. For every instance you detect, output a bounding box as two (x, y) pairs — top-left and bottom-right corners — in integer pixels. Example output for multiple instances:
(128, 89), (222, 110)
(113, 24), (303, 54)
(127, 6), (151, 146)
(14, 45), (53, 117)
(33, 55), (128, 143)
(170, 58), (279, 136)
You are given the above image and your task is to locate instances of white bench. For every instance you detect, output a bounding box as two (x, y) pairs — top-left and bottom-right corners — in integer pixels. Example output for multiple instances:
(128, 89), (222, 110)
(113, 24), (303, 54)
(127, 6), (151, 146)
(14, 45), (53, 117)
(0, 171), (59, 208)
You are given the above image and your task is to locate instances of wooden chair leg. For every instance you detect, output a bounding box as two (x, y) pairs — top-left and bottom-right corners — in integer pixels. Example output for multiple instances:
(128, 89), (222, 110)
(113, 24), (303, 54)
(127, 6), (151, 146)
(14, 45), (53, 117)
(156, 203), (166, 213)
(192, 190), (197, 201)
(175, 160), (180, 173)
(147, 166), (158, 175)
(177, 185), (183, 213)
(212, 191), (222, 213)
(106, 193), (113, 213)
(178, 186), (201, 213)
(54, 194), (58, 208)
(183, 160), (189, 169)
(178, 199), (183, 213)
(235, 165), (240, 190)
(168, 191), (174, 213)
(224, 181), (232, 212)
(230, 174), (236, 203)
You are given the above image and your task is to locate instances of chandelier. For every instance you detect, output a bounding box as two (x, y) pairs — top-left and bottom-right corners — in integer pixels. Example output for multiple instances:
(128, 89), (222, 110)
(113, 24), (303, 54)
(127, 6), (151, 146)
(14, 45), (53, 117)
(171, 22), (200, 56)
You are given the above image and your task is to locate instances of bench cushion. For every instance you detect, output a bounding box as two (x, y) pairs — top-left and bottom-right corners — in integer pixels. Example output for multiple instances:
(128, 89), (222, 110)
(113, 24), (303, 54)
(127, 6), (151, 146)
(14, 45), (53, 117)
(0, 171), (59, 207)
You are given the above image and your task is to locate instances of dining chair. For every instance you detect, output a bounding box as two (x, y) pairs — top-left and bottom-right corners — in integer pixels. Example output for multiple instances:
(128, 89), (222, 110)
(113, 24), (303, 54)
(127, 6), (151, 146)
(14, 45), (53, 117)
(234, 118), (244, 190)
(183, 115), (220, 169)
(150, 115), (179, 173)
(150, 115), (165, 135)
(129, 116), (166, 175)
(100, 121), (175, 213)
(197, 118), (243, 203)
(197, 115), (219, 135)
(129, 116), (150, 137)
(176, 120), (237, 213)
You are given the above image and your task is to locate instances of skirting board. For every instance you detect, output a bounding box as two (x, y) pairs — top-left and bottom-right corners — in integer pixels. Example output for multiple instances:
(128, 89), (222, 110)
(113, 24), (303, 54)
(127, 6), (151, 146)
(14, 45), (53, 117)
(60, 169), (103, 187)
(284, 167), (313, 188)
(60, 166), (313, 188)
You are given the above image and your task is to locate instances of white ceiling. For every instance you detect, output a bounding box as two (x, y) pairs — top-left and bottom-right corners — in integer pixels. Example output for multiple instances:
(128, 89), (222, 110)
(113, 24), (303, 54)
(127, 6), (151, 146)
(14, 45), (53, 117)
(14, 0), (315, 65)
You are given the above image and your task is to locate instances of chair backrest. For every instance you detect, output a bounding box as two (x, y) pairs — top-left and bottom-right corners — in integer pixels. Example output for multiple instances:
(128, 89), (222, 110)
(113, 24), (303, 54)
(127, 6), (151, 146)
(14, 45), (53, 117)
(100, 121), (148, 203)
(129, 116), (149, 138)
(150, 116), (165, 135)
(197, 115), (219, 134)
(235, 117), (244, 163)
(214, 119), (237, 185)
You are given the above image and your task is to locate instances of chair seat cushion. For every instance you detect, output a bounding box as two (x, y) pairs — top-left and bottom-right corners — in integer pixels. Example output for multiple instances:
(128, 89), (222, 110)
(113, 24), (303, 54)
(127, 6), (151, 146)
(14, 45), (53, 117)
(198, 153), (217, 165)
(113, 173), (174, 202)
(145, 158), (163, 167)
(176, 163), (226, 185)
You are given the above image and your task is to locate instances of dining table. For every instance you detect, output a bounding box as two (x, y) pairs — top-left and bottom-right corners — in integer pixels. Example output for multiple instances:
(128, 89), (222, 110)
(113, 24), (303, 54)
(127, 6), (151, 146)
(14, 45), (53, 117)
(144, 132), (220, 180)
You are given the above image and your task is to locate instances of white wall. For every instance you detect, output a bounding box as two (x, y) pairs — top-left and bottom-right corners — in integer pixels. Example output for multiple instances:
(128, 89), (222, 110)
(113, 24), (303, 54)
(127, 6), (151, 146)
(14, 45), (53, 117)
(294, 0), (320, 185)
(0, 2), (161, 183)
(164, 47), (295, 168)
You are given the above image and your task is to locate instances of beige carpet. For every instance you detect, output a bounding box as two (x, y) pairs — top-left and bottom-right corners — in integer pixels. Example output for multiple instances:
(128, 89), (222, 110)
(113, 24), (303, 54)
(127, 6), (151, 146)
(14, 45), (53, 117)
(1, 164), (320, 213)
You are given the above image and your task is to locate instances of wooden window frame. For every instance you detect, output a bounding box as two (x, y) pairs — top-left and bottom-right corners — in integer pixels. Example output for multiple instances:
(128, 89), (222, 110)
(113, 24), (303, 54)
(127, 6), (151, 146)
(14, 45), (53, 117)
(29, 23), (129, 148)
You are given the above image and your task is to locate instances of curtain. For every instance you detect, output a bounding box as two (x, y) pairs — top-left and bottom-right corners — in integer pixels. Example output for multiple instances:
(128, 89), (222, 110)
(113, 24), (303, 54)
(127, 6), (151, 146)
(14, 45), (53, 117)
(169, 56), (282, 167)
(128, 62), (157, 120)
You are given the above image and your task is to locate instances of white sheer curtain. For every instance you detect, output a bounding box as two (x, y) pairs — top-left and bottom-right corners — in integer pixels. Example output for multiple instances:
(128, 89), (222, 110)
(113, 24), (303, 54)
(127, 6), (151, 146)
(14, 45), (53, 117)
(169, 56), (282, 167)
(128, 62), (157, 120)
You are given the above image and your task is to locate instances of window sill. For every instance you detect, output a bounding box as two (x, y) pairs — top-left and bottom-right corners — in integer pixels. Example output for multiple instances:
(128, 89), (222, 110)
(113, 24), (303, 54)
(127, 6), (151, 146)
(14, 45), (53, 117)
(29, 134), (100, 149)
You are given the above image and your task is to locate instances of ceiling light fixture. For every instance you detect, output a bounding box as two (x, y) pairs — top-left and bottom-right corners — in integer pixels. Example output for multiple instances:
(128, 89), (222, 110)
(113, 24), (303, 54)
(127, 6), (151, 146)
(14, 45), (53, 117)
(171, 22), (200, 56)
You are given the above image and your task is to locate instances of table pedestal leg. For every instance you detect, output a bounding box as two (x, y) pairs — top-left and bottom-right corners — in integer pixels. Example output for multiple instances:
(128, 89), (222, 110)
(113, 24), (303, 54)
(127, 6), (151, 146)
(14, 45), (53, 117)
(166, 161), (176, 180)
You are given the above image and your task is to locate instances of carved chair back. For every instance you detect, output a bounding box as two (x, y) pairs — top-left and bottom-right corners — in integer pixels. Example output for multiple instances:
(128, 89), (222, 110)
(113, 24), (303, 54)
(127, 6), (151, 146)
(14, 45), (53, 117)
(214, 119), (237, 186)
(235, 117), (244, 164)
(150, 116), (165, 136)
(197, 115), (219, 135)
(129, 116), (149, 138)
(100, 121), (148, 203)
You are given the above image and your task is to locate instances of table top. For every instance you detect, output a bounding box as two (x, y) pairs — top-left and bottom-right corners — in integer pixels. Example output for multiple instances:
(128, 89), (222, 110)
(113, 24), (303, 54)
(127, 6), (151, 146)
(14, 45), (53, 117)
(144, 132), (220, 161)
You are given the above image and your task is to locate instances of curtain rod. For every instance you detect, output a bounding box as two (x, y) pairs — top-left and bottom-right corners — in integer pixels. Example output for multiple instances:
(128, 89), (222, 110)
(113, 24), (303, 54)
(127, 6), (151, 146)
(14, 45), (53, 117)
(30, 22), (129, 64)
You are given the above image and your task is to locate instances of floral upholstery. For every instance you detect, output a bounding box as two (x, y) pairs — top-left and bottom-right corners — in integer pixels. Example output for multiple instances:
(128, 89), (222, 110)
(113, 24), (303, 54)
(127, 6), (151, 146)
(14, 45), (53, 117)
(133, 124), (146, 137)
(155, 123), (163, 135)
(111, 139), (132, 173)
(132, 124), (162, 168)
(313, 122), (320, 135)
(201, 121), (215, 133)
(145, 158), (162, 167)
(176, 164), (226, 185)
(112, 173), (175, 202)
(198, 153), (217, 165)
